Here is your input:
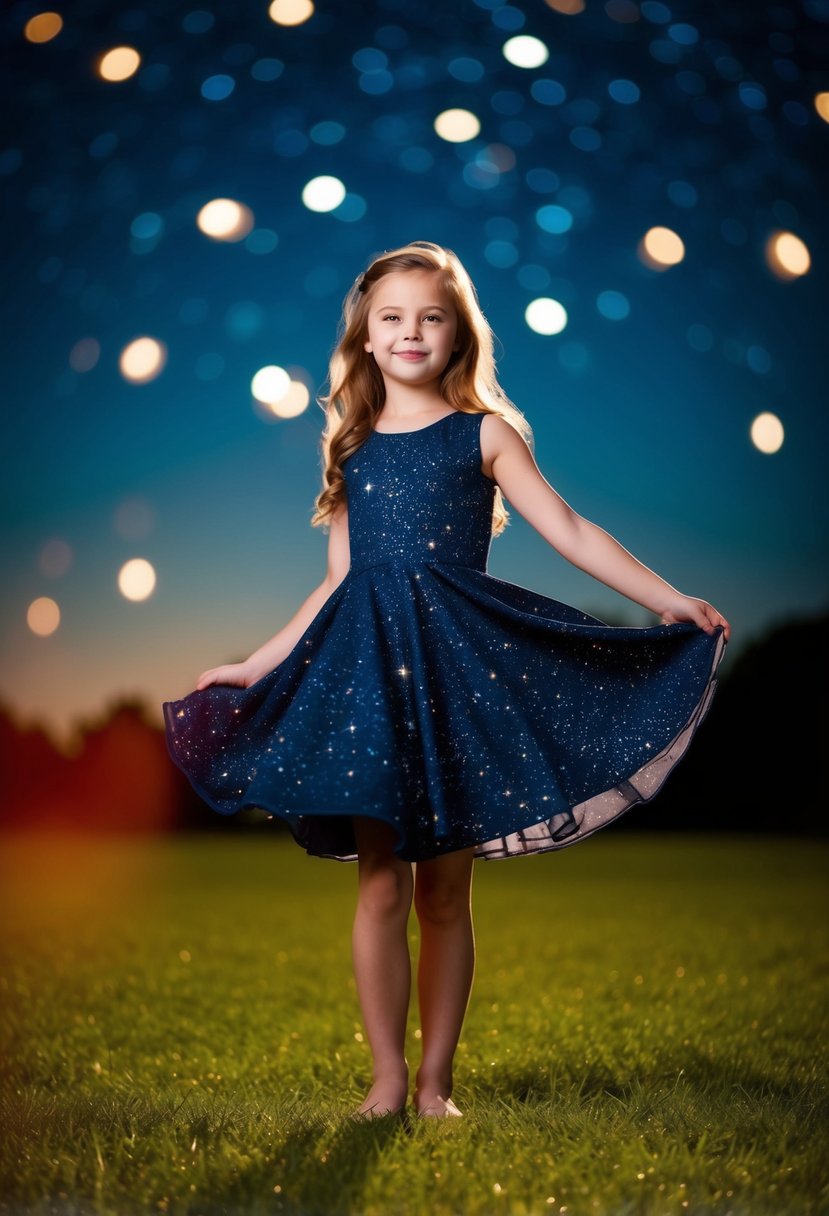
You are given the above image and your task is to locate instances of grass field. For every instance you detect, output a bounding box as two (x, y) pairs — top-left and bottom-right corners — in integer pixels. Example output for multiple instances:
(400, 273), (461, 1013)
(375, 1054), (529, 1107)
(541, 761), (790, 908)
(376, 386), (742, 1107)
(0, 829), (827, 1216)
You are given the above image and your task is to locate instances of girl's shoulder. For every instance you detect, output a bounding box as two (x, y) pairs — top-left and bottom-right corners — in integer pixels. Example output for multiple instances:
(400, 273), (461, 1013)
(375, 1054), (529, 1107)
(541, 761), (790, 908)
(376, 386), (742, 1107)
(477, 411), (532, 482)
(479, 410), (528, 450)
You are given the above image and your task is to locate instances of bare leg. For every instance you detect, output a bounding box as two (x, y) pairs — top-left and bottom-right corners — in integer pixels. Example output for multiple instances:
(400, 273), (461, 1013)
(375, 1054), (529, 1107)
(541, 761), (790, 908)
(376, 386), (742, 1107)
(412, 845), (476, 1117)
(350, 816), (414, 1118)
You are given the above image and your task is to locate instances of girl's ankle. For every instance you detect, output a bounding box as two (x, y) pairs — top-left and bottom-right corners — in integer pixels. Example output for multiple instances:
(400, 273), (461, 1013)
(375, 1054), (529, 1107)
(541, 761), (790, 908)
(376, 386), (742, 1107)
(372, 1062), (409, 1081)
(414, 1069), (453, 1092)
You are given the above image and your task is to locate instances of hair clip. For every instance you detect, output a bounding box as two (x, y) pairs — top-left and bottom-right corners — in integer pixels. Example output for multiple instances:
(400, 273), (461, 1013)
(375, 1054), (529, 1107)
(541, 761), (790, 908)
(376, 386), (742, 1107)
(357, 275), (367, 293)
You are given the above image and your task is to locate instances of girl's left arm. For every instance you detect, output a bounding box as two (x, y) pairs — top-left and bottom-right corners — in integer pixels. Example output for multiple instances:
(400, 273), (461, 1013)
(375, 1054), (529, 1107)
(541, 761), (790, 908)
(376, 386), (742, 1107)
(483, 415), (730, 641)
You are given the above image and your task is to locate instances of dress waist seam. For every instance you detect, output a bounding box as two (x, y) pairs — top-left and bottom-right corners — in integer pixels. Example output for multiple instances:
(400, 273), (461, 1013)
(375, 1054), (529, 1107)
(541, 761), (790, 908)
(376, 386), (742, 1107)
(348, 557), (485, 577)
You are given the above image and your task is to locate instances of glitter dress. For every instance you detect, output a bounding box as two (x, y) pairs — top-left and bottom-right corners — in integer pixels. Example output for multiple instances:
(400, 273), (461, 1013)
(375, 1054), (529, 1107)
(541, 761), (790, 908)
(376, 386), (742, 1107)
(162, 409), (726, 863)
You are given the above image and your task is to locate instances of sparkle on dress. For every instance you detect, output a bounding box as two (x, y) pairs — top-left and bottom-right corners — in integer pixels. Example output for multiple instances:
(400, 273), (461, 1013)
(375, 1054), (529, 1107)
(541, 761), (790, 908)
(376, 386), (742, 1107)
(162, 410), (726, 862)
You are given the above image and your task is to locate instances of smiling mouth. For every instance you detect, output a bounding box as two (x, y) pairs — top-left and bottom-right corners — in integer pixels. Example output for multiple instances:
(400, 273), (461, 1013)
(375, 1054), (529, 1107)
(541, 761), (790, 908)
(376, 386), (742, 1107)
(395, 351), (427, 358)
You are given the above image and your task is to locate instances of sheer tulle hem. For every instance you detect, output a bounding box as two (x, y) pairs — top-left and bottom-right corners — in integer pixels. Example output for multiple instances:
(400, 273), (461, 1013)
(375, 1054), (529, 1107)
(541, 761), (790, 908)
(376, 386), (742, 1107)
(473, 624), (725, 861)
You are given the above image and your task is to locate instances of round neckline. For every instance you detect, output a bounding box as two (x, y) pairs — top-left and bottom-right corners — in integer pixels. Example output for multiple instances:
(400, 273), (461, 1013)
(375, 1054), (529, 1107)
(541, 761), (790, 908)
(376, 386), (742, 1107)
(371, 411), (457, 436)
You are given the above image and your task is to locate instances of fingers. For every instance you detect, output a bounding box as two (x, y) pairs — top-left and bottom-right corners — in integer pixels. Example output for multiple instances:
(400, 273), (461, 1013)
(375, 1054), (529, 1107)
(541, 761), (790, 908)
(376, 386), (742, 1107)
(663, 599), (730, 643)
(194, 665), (247, 690)
(699, 605), (716, 634)
(715, 612), (730, 643)
(701, 602), (731, 642)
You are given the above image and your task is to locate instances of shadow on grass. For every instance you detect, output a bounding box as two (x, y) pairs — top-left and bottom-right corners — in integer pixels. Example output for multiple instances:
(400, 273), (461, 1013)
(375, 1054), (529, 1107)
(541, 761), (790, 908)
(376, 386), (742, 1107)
(465, 1045), (828, 1139)
(188, 1102), (421, 1216)
(0, 1085), (423, 1216)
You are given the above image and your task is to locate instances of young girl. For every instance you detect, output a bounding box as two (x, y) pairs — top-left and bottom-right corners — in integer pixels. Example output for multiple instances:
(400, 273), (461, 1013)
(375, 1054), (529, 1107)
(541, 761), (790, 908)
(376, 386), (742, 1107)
(163, 240), (729, 1122)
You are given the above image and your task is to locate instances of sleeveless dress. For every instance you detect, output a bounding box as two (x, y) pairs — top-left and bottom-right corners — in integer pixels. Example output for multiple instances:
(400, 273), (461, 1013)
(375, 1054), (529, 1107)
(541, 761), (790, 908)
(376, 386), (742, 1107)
(162, 410), (726, 863)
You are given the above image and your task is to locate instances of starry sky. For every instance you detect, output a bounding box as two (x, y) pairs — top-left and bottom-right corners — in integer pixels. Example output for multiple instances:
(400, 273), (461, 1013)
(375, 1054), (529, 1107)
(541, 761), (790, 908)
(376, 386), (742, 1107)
(2, 0), (827, 751)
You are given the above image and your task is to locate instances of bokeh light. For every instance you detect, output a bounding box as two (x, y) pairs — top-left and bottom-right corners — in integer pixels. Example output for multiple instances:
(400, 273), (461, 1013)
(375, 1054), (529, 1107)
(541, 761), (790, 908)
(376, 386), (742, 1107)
(525, 297), (568, 335)
(596, 290), (631, 321)
(27, 597), (60, 637)
(245, 227), (280, 254)
(118, 559), (157, 602)
(502, 36), (549, 69)
(301, 176), (347, 213)
(119, 337), (167, 384)
(332, 193), (367, 222)
(98, 47), (141, 83)
(310, 120), (345, 146)
(608, 78), (640, 105)
(251, 364), (291, 408)
(544, 0), (585, 13)
(268, 0), (314, 26)
(201, 74), (236, 102)
(114, 498), (156, 541)
(449, 57), (485, 83)
(536, 204), (573, 234)
(38, 539), (73, 579)
(765, 231), (811, 280)
(197, 199), (254, 242)
(434, 109), (481, 142)
(255, 378), (312, 422)
(251, 58), (285, 83)
(24, 12), (63, 43)
(750, 412), (785, 455)
(69, 338), (101, 373)
(130, 212), (164, 254)
(639, 226), (686, 270)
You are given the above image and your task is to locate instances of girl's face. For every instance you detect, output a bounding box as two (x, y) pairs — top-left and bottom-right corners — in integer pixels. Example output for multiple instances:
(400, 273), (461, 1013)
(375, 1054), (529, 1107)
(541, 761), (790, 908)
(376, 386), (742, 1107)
(363, 270), (460, 395)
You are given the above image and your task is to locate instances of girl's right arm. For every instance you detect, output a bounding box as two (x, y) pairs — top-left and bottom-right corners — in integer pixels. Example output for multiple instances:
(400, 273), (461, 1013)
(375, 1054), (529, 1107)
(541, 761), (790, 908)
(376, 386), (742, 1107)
(482, 415), (731, 640)
(195, 502), (351, 690)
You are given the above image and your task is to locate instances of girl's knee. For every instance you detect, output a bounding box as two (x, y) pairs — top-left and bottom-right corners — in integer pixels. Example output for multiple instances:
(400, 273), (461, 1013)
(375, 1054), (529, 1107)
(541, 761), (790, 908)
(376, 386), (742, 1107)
(357, 864), (412, 920)
(414, 883), (471, 925)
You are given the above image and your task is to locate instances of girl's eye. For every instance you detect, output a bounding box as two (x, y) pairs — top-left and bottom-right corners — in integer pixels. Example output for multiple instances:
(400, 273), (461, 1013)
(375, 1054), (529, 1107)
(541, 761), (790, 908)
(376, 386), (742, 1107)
(382, 314), (442, 322)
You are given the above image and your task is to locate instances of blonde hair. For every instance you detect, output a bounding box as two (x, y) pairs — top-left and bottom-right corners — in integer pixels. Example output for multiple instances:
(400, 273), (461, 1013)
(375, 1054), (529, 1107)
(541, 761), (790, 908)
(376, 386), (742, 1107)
(310, 240), (533, 538)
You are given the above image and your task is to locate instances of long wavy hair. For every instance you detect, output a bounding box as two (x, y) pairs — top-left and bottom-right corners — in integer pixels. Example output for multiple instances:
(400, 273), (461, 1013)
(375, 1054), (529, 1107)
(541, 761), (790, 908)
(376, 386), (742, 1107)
(310, 240), (533, 538)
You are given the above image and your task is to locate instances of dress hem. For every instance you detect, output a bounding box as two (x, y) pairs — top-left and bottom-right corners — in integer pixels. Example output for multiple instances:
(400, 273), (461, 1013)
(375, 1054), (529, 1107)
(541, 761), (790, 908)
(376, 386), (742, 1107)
(163, 625), (724, 864)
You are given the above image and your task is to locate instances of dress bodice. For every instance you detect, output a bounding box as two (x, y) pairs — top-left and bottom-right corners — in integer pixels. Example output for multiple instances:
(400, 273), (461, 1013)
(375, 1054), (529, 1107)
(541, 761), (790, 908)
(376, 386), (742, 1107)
(343, 411), (497, 576)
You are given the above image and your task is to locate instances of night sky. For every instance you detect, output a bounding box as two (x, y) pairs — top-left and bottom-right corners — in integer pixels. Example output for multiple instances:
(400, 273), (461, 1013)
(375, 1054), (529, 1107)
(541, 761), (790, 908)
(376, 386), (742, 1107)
(2, 0), (827, 751)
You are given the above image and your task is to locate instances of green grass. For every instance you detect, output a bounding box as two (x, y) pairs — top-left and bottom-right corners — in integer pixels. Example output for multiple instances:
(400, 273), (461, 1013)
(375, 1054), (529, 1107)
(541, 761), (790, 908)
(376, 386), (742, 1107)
(0, 829), (827, 1216)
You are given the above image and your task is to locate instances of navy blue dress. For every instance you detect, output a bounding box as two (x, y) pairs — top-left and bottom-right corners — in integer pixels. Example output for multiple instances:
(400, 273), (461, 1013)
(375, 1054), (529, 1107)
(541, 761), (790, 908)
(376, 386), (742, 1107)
(163, 410), (726, 862)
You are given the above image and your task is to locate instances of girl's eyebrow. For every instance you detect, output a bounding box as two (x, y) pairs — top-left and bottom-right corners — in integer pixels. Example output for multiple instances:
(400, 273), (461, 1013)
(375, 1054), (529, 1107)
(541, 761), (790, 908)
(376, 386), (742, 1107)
(374, 304), (448, 313)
